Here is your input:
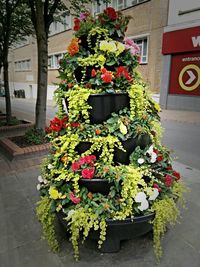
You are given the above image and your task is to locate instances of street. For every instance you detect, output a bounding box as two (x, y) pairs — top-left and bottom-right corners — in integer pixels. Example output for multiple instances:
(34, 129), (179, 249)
(0, 96), (200, 170)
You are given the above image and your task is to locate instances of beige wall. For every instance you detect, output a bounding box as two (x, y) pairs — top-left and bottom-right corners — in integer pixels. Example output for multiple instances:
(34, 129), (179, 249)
(8, 0), (169, 98)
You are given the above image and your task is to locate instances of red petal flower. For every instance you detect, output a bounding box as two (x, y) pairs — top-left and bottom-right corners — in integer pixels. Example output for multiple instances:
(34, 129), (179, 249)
(164, 175), (173, 186)
(153, 183), (162, 192)
(157, 155), (164, 161)
(73, 18), (80, 31)
(69, 192), (81, 204)
(173, 171), (181, 181)
(82, 168), (95, 179)
(71, 162), (80, 171)
(101, 72), (112, 83)
(104, 7), (118, 20)
(91, 68), (96, 77)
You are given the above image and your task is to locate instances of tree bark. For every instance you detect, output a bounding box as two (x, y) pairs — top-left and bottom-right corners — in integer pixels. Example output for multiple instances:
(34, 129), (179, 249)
(3, 56), (12, 124)
(35, 1), (48, 130)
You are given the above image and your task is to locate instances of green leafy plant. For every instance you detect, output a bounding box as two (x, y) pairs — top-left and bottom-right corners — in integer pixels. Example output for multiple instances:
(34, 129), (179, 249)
(25, 128), (48, 145)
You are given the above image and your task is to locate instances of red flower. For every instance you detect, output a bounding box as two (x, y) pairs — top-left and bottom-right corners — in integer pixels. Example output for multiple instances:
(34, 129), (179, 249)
(98, 15), (104, 24)
(79, 157), (87, 165)
(173, 171), (181, 181)
(71, 162), (80, 172)
(45, 127), (51, 133)
(104, 7), (118, 20)
(167, 165), (173, 171)
(82, 168), (95, 179)
(116, 66), (132, 81)
(153, 183), (162, 192)
(164, 175), (173, 186)
(91, 68), (96, 77)
(73, 18), (80, 31)
(70, 122), (80, 128)
(49, 116), (68, 132)
(101, 71), (112, 83)
(115, 24), (120, 30)
(157, 155), (164, 161)
(101, 67), (107, 74)
(69, 192), (81, 204)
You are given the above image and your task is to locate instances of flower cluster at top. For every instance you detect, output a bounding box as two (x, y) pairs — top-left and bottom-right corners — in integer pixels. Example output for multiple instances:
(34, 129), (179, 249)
(58, 7), (140, 94)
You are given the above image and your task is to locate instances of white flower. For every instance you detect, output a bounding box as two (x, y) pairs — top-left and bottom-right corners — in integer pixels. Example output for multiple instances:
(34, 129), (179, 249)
(36, 184), (41, 191)
(67, 209), (75, 218)
(43, 179), (48, 184)
(146, 145), (154, 155)
(135, 192), (147, 203)
(48, 164), (54, 170)
(150, 152), (157, 163)
(37, 175), (43, 183)
(137, 158), (145, 164)
(138, 199), (149, 211)
(149, 188), (159, 201)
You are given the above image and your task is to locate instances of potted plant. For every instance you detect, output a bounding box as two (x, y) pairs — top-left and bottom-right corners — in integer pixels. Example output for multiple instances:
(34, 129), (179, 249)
(36, 7), (188, 262)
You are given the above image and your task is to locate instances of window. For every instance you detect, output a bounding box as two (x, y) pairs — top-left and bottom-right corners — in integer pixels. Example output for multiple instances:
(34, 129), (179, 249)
(15, 59), (31, 71)
(93, 1), (108, 15)
(14, 37), (29, 49)
(48, 53), (64, 69)
(133, 36), (148, 64)
(49, 14), (71, 36)
(110, 0), (148, 11)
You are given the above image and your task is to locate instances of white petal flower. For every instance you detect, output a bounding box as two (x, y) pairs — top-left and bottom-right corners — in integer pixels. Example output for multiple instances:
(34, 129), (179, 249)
(138, 199), (149, 211)
(43, 179), (48, 184)
(37, 175), (43, 183)
(137, 158), (145, 164)
(146, 145), (154, 154)
(150, 152), (157, 163)
(67, 209), (75, 218)
(36, 184), (41, 191)
(149, 188), (159, 201)
(48, 164), (54, 169)
(135, 192), (147, 203)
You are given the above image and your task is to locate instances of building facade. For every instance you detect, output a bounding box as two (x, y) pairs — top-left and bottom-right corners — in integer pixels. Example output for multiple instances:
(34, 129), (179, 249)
(160, 0), (200, 111)
(8, 0), (169, 100)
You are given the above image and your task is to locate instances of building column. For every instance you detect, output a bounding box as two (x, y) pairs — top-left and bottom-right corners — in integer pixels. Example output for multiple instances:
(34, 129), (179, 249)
(160, 54), (171, 109)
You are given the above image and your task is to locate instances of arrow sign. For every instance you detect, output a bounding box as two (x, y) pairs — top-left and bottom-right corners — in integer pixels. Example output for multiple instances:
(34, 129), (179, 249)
(185, 70), (196, 85)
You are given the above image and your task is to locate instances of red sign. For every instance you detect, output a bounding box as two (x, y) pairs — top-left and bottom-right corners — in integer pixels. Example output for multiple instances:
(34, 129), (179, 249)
(162, 26), (200, 54)
(169, 52), (200, 96)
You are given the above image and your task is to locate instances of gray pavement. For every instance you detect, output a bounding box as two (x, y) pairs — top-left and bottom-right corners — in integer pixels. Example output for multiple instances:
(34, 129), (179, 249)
(1, 96), (200, 266)
(0, 159), (199, 267)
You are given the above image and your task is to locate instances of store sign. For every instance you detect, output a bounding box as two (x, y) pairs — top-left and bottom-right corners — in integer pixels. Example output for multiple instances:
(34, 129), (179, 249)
(162, 26), (200, 54)
(169, 53), (200, 96)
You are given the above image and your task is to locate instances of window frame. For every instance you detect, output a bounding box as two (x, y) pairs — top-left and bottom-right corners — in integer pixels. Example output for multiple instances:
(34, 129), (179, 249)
(14, 59), (31, 71)
(48, 52), (65, 70)
(129, 34), (149, 64)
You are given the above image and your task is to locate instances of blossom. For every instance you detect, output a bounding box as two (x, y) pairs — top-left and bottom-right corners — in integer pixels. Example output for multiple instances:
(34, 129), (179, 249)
(82, 168), (95, 179)
(48, 164), (54, 170)
(91, 68), (96, 77)
(69, 192), (81, 204)
(150, 152), (157, 163)
(73, 18), (80, 31)
(116, 66), (132, 81)
(104, 7), (118, 20)
(148, 188), (159, 200)
(146, 145), (154, 154)
(138, 200), (149, 211)
(70, 122), (80, 128)
(49, 115), (68, 132)
(99, 41), (117, 53)
(153, 183), (162, 192)
(38, 175), (43, 183)
(67, 38), (80, 56)
(164, 175), (173, 186)
(36, 184), (41, 191)
(124, 37), (134, 46)
(98, 14), (104, 24)
(116, 42), (125, 55)
(49, 187), (62, 200)
(67, 209), (75, 218)
(135, 192), (147, 202)
(157, 155), (164, 161)
(79, 12), (90, 21)
(173, 170), (181, 181)
(97, 55), (106, 65)
(72, 162), (80, 171)
(101, 70), (112, 83)
(138, 158), (145, 164)
(124, 37), (140, 56)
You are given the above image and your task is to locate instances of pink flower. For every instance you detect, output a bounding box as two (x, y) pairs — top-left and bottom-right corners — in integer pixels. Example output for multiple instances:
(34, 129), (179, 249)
(164, 175), (173, 186)
(82, 168), (95, 179)
(79, 157), (87, 165)
(69, 192), (81, 204)
(71, 162), (80, 171)
(124, 37), (134, 46)
(153, 183), (162, 192)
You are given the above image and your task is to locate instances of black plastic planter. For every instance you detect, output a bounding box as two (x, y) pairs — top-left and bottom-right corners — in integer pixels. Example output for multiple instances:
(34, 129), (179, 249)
(79, 178), (112, 195)
(114, 134), (151, 164)
(57, 212), (154, 253)
(88, 93), (130, 124)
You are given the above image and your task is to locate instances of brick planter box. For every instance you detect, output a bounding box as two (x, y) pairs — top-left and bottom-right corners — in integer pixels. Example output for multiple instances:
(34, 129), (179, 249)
(0, 137), (51, 160)
(0, 120), (34, 138)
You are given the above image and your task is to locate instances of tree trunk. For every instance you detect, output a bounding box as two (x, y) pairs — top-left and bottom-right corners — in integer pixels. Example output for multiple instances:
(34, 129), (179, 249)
(35, 34), (48, 130)
(35, 0), (48, 130)
(3, 57), (12, 124)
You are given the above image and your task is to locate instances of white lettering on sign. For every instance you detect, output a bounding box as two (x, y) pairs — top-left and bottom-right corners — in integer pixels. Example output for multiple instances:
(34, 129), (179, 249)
(192, 36), (200, 47)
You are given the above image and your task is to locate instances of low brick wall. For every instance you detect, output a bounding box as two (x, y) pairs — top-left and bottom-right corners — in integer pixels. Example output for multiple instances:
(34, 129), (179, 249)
(0, 121), (34, 138)
(0, 137), (51, 160)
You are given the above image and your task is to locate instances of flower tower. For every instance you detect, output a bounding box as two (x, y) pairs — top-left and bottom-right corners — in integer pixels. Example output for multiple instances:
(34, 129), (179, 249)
(37, 8), (187, 261)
